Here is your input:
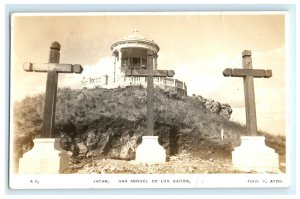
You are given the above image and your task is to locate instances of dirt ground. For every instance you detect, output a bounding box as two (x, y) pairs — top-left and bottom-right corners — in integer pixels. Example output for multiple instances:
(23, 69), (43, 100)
(65, 148), (286, 174)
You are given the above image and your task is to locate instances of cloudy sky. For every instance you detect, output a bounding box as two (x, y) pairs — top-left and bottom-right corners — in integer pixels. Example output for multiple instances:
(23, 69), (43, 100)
(11, 12), (286, 135)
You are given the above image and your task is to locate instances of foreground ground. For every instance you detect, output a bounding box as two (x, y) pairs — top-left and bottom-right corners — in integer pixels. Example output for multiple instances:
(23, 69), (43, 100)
(65, 149), (286, 174)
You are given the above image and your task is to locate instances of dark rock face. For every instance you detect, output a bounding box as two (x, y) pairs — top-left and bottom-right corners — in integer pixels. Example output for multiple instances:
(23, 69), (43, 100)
(56, 118), (182, 160)
(54, 89), (233, 160)
(14, 87), (235, 163)
(56, 117), (142, 160)
(106, 130), (142, 160)
(56, 93), (233, 160)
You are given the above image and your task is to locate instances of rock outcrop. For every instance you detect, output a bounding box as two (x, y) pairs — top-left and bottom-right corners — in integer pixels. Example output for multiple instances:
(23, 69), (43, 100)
(192, 95), (232, 119)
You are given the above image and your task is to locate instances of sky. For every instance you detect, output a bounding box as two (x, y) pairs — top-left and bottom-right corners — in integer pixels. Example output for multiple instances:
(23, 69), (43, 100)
(11, 13), (286, 135)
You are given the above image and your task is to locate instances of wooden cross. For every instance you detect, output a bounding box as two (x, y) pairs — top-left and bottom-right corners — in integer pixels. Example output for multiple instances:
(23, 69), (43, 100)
(125, 51), (175, 136)
(23, 41), (83, 138)
(223, 50), (272, 136)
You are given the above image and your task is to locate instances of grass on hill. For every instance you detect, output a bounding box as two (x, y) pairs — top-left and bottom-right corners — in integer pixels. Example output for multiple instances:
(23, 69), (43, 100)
(12, 86), (286, 164)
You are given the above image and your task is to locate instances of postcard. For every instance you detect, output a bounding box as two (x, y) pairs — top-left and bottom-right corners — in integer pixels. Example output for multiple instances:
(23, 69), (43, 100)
(9, 11), (289, 189)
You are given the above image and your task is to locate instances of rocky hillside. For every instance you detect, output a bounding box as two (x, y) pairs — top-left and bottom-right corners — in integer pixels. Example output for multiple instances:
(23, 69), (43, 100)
(12, 86), (286, 170)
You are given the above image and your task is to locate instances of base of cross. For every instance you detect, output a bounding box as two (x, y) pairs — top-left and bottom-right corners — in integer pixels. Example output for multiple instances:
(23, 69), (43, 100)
(18, 138), (69, 174)
(135, 136), (166, 163)
(232, 136), (280, 173)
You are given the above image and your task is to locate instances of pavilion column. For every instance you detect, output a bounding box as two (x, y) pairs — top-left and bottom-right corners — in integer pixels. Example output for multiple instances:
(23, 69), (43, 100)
(153, 54), (158, 70)
(153, 54), (158, 83)
(113, 54), (116, 83)
(118, 49), (123, 70)
(116, 49), (123, 82)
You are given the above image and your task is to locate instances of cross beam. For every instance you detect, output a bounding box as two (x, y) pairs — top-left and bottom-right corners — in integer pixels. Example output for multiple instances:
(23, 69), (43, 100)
(23, 63), (83, 73)
(125, 52), (174, 136)
(23, 41), (83, 138)
(223, 68), (272, 78)
(125, 69), (175, 77)
(222, 50), (272, 136)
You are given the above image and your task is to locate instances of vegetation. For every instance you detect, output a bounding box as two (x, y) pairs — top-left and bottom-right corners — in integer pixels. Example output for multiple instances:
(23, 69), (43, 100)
(12, 86), (286, 165)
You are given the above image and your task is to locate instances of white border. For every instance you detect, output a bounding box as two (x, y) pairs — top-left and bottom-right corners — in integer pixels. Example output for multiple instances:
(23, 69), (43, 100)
(9, 11), (290, 190)
(3, 3), (298, 197)
(12, 11), (289, 16)
(9, 174), (289, 189)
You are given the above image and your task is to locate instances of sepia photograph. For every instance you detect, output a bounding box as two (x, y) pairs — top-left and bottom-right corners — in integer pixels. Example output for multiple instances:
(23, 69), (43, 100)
(9, 12), (289, 189)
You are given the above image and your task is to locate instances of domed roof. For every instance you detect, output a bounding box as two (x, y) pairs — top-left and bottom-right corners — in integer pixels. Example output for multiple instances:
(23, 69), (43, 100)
(118, 30), (151, 42)
(111, 30), (160, 52)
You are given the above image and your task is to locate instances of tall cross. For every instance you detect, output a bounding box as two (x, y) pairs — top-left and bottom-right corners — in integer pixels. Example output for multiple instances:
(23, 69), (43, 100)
(23, 41), (83, 138)
(125, 51), (175, 136)
(222, 50), (272, 136)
